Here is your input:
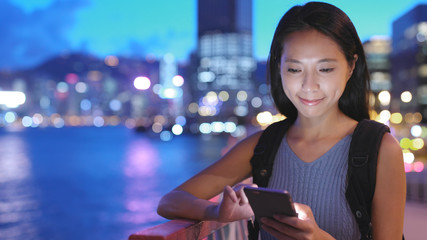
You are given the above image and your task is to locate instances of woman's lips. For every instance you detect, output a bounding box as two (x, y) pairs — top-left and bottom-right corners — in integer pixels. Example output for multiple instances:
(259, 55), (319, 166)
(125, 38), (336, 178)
(299, 97), (323, 106)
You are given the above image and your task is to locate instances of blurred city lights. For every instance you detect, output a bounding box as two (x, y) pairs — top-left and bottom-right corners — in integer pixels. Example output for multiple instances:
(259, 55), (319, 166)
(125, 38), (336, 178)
(0, 91), (26, 108)
(206, 91), (218, 103)
(32, 114), (43, 125)
(57, 82), (69, 93)
(154, 115), (166, 125)
(40, 96), (50, 109)
(378, 90), (391, 106)
(400, 138), (412, 149)
(104, 55), (119, 67)
(198, 71), (215, 82)
(171, 124), (183, 135)
(412, 138), (424, 149)
(188, 103), (199, 114)
(413, 112), (423, 123)
(22, 116), (32, 127)
(65, 73), (79, 84)
(251, 97), (262, 108)
(134, 76), (151, 90)
(378, 110), (391, 123)
(236, 90), (248, 102)
(211, 121), (225, 133)
(411, 125), (422, 137)
(234, 105), (248, 117)
(160, 131), (173, 141)
(403, 150), (415, 164)
(53, 117), (65, 128)
(4, 111), (17, 123)
(199, 123), (212, 134)
(75, 82), (88, 93)
(175, 116), (186, 126)
(390, 112), (403, 124)
(109, 99), (122, 111)
(152, 123), (163, 133)
(231, 125), (247, 138)
(405, 163), (413, 173)
(80, 99), (92, 111)
(257, 111), (273, 126)
(152, 84), (162, 94)
(224, 122), (237, 133)
(93, 116), (105, 127)
(172, 75), (184, 87)
(218, 91), (229, 101)
(87, 70), (102, 81)
(401, 91), (412, 103)
(414, 161), (425, 172)
(159, 87), (183, 99)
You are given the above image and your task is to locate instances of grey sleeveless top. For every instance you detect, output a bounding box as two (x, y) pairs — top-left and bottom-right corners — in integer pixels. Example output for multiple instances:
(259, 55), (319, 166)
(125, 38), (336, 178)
(260, 134), (360, 240)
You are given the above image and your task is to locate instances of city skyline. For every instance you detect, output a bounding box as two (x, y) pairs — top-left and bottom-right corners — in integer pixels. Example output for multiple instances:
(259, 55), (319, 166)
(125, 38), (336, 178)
(2, 0), (427, 71)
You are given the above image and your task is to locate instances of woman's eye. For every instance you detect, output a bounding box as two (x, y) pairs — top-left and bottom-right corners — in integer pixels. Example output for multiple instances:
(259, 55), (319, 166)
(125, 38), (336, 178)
(287, 68), (301, 73)
(320, 68), (334, 73)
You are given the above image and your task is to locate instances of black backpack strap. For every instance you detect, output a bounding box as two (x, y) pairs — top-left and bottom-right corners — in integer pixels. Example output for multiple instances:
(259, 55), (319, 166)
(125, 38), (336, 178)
(250, 119), (294, 188)
(248, 118), (293, 240)
(346, 119), (390, 240)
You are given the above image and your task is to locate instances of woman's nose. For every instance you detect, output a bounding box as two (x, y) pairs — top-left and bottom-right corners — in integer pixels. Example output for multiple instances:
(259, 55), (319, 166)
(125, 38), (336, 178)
(301, 72), (319, 92)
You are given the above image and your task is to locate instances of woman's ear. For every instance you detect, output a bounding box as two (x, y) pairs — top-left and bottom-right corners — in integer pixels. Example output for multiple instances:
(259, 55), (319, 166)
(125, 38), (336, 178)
(350, 54), (358, 75)
(348, 54), (358, 80)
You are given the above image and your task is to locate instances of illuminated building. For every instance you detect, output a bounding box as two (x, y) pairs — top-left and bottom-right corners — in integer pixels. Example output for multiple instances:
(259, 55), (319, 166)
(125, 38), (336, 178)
(391, 4), (427, 120)
(363, 37), (392, 111)
(195, 0), (256, 121)
(157, 54), (184, 117)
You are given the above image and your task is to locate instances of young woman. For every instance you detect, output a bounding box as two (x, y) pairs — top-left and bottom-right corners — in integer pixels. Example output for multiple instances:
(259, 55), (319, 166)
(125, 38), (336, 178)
(157, 2), (406, 239)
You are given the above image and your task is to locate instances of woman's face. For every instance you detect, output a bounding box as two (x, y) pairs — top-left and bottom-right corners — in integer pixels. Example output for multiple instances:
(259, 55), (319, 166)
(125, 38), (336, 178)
(279, 29), (355, 120)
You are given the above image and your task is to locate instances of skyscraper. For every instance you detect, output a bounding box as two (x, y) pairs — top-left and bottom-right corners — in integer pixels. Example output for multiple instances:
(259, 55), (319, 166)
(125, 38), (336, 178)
(391, 4), (427, 119)
(194, 0), (256, 122)
(363, 36), (392, 112)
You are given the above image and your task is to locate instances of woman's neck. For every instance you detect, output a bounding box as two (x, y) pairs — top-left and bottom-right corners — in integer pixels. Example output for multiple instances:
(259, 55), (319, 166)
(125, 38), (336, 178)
(290, 111), (357, 141)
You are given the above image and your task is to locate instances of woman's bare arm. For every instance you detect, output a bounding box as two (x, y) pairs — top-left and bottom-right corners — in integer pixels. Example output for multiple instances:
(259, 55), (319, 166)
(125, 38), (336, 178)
(157, 131), (262, 221)
(372, 132), (406, 239)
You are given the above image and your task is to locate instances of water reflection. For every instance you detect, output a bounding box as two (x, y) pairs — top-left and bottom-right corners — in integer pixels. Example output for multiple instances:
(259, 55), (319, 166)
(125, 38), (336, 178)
(0, 136), (32, 182)
(122, 137), (164, 226)
(0, 135), (41, 239)
(123, 138), (160, 178)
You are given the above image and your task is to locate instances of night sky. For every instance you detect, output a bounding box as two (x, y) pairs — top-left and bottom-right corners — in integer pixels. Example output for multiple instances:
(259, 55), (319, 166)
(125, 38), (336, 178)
(2, 0), (427, 71)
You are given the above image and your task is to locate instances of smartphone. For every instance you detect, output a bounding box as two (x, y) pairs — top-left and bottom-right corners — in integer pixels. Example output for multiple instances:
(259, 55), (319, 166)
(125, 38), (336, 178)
(244, 186), (297, 222)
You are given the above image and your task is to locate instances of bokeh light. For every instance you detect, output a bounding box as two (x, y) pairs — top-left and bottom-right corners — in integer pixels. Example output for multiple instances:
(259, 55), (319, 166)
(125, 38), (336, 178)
(65, 73), (79, 84)
(378, 90), (391, 106)
(401, 91), (412, 103)
(134, 76), (151, 90)
(104, 55), (119, 67)
(171, 124), (183, 135)
(172, 75), (184, 87)
(414, 162), (425, 172)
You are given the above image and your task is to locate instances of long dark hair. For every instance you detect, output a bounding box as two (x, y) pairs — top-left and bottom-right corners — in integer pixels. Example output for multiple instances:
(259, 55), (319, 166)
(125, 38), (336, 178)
(268, 2), (370, 122)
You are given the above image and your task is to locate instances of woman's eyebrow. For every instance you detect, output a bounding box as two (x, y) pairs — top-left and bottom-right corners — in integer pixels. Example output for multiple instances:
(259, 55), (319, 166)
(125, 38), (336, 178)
(284, 59), (301, 63)
(284, 58), (338, 63)
(318, 58), (338, 63)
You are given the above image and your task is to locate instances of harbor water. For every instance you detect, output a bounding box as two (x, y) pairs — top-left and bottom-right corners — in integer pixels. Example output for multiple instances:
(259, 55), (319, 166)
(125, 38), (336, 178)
(0, 126), (228, 240)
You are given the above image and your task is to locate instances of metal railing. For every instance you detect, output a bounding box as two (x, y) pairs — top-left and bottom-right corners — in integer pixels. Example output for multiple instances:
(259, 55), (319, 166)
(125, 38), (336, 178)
(128, 218), (248, 240)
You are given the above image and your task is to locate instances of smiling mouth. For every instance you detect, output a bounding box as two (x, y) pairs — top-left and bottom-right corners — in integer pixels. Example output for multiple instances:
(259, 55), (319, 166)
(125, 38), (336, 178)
(299, 97), (324, 106)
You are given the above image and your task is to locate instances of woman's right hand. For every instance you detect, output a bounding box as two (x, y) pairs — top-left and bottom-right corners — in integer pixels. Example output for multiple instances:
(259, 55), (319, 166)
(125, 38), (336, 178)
(212, 184), (256, 222)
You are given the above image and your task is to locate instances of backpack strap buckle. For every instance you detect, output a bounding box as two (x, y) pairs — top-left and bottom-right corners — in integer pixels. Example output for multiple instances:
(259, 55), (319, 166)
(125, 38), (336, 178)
(351, 156), (368, 167)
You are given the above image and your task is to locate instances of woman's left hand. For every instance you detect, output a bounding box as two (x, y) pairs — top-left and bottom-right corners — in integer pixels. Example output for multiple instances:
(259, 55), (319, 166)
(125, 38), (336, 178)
(260, 203), (335, 240)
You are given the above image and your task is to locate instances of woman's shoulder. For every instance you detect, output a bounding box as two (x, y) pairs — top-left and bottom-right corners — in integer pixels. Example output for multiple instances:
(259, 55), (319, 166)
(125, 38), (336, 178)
(376, 131), (404, 177)
(379, 132), (402, 160)
(232, 130), (263, 152)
